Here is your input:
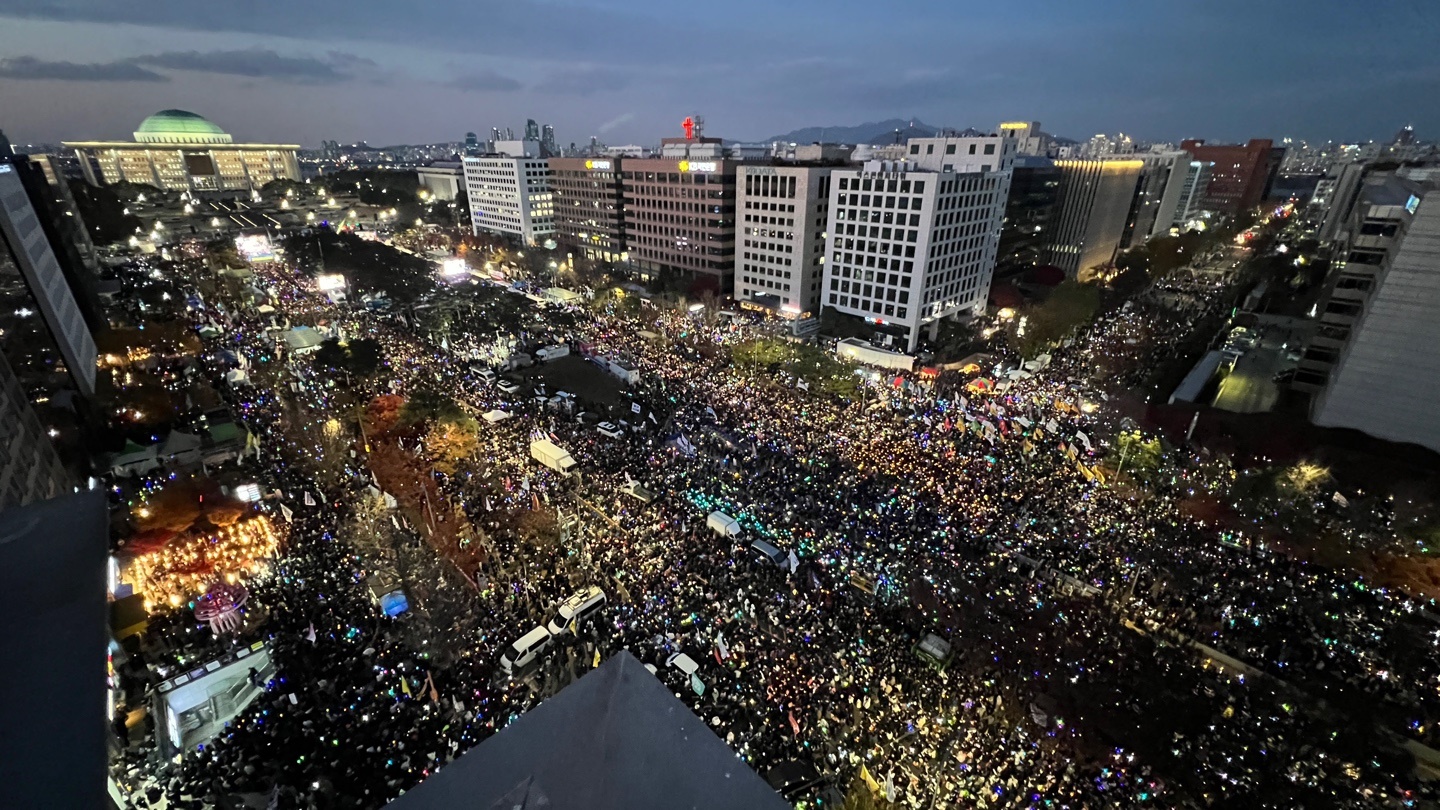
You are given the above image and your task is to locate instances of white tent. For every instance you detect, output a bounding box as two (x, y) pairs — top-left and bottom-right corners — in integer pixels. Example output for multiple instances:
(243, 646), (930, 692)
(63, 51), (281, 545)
(482, 410), (512, 424)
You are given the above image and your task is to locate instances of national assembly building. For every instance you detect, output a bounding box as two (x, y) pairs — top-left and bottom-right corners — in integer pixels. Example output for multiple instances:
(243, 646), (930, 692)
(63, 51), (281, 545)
(63, 109), (300, 194)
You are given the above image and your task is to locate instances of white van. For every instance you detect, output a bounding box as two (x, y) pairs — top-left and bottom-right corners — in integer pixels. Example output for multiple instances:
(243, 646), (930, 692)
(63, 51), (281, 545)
(547, 586), (607, 636)
(499, 626), (553, 674)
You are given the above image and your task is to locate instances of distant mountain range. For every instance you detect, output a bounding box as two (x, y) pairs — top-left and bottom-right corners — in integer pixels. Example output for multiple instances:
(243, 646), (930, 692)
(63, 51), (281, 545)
(761, 118), (946, 146)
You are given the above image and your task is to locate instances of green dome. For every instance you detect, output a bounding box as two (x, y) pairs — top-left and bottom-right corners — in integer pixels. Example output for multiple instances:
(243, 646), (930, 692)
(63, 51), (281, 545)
(137, 109), (226, 135)
(134, 110), (230, 143)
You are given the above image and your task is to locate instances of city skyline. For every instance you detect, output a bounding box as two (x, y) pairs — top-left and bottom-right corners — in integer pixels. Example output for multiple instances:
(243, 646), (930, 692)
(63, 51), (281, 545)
(1, 1), (1438, 147)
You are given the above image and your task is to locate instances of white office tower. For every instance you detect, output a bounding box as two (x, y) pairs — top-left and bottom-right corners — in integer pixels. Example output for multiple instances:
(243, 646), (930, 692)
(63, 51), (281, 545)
(462, 140), (553, 244)
(1307, 178), (1440, 452)
(823, 158), (1010, 351)
(735, 165), (834, 319)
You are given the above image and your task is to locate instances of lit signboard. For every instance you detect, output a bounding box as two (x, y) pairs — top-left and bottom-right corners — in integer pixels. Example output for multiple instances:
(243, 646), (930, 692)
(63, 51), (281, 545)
(584, 159), (612, 170)
(678, 160), (717, 173)
(316, 273), (347, 291)
(1406, 194), (1421, 215)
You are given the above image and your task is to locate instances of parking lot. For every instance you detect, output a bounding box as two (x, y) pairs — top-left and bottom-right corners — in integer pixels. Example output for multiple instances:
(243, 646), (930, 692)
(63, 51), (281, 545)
(1211, 319), (1307, 413)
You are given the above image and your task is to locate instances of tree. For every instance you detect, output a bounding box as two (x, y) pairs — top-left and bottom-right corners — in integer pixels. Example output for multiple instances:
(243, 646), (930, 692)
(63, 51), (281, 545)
(1110, 431), (1164, 487)
(313, 338), (350, 374)
(1011, 279), (1101, 358)
(347, 338), (384, 377)
(1279, 461), (1332, 499)
(400, 385), (464, 427)
(365, 394), (406, 437)
(426, 416), (480, 475)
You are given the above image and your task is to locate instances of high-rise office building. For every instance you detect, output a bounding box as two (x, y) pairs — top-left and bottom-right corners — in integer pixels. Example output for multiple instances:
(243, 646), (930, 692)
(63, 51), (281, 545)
(734, 165), (833, 318)
(620, 135), (738, 288)
(462, 141), (553, 245)
(0, 154), (98, 399)
(1178, 138), (1283, 215)
(998, 121), (1053, 157)
(549, 157), (627, 263)
(541, 125), (557, 157)
(1046, 158), (1143, 278)
(464, 132), (481, 157)
(1299, 176), (1440, 451)
(902, 134), (1013, 173)
(1121, 151), (1190, 247)
(525, 119), (541, 142)
(996, 157), (1061, 277)
(0, 348), (71, 509)
(1171, 159), (1214, 228)
(822, 155), (1010, 351)
(65, 110), (300, 194)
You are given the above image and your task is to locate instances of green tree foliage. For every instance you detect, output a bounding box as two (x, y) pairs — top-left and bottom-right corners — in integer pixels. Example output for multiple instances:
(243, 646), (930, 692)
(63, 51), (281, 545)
(731, 339), (861, 398)
(400, 384), (465, 427)
(1111, 431), (1164, 487)
(313, 336), (387, 380)
(1011, 279), (1101, 358)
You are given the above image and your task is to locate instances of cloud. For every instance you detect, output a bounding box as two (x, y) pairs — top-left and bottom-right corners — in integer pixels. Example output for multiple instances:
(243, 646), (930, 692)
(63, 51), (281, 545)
(597, 112), (635, 134)
(0, 0), (771, 68)
(447, 70), (523, 93)
(534, 67), (629, 97)
(0, 56), (168, 82)
(131, 49), (360, 83)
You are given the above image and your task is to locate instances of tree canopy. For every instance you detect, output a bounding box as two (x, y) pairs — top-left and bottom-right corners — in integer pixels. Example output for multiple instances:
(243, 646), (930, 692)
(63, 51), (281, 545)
(1011, 279), (1101, 358)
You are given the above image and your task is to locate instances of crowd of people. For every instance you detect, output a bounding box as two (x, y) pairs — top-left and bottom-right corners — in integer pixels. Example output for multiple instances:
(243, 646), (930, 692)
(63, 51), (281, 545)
(105, 241), (1440, 809)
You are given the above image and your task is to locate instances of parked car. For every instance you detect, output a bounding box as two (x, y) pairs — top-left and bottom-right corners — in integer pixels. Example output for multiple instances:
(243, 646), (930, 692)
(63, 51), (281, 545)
(597, 421), (625, 439)
(496, 379), (520, 394)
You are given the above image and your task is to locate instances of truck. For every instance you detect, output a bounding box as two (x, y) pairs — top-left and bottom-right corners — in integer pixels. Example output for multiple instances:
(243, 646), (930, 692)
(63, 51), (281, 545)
(529, 439), (578, 476)
(536, 345), (570, 362)
(706, 511), (742, 537)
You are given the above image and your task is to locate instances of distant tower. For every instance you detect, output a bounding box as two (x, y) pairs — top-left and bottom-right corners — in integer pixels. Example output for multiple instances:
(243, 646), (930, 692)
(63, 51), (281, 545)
(590, 135), (599, 155)
(1393, 125), (1416, 146)
(525, 119), (540, 141)
(464, 131), (480, 156)
(541, 124), (556, 156)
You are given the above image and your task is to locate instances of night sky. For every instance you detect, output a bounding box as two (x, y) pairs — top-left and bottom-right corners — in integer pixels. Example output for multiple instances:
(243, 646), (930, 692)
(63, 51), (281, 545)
(1, 0), (1437, 148)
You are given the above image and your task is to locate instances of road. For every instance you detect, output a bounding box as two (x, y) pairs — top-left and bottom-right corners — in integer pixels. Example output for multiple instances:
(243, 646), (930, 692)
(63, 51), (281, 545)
(1212, 328), (1285, 413)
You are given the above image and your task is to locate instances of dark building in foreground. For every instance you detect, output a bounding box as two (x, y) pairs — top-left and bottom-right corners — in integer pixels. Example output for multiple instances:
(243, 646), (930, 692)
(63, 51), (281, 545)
(386, 651), (790, 810)
(0, 491), (107, 807)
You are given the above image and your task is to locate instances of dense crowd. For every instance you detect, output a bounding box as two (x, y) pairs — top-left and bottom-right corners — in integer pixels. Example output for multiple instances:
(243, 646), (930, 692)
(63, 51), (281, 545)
(106, 246), (1440, 809)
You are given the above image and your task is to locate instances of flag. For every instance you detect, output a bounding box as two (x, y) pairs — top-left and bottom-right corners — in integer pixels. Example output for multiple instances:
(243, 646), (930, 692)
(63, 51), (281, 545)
(305, 623), (317, 644)
(788, 710), (801, 737)
(716, 633), (729, 660)
(649, 410), (658, 424)
(531, 492), (541, 511)
(303, 491), (316, 507)
(786, 549), (800, 573)
(860, 764), (881, 794)
(884, 770), (896, 802)
(1075, 431), (1093, 451)
(593, 648), (601, 668)
(705, 406), (717, 420)
(400, 677), (412, 698)
(426, 672), (439, 703)
(279, 504), (294, 523)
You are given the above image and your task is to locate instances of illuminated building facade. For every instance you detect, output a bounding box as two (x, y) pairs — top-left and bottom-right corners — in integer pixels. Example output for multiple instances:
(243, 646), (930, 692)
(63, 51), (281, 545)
(620, 138), (738, 287)
(462, 141), (554, 245)
(65, 110), (300, 194)
(823, 155), (1010, 351)
(735, 164), (833, 317)
(1046, 157), (1143, 277)
(549, 157), (627, 262)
